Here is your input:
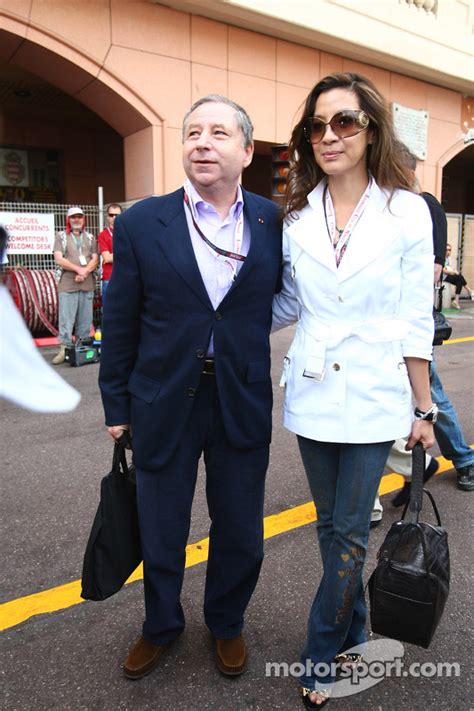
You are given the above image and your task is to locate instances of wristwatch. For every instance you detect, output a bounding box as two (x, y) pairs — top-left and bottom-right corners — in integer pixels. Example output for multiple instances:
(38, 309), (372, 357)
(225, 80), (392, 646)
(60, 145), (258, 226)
(414, 404), (439, 423)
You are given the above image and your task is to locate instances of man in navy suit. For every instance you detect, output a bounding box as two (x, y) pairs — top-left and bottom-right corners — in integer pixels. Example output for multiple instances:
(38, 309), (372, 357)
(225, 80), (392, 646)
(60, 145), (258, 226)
(99, 95), (282, 679)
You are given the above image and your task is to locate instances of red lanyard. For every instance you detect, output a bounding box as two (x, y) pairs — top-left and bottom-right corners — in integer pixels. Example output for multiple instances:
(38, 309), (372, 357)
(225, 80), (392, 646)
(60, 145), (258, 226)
(183, 191), (246, 263)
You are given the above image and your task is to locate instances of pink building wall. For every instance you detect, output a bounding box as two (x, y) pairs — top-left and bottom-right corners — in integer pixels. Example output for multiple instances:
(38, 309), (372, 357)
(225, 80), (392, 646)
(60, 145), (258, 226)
(0, 0), (470, 202)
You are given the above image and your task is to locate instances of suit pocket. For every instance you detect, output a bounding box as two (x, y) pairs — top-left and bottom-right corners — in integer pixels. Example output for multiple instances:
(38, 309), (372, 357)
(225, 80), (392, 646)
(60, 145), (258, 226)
(127, 372), (161, 403)
(246, 360), (270, 383)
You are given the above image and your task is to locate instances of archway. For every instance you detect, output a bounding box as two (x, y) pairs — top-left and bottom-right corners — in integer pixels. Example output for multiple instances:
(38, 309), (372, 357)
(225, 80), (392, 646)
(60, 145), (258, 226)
(441, 142), (474, 214)
(440, 141), (474, 289)
(0, 23), (164, 200)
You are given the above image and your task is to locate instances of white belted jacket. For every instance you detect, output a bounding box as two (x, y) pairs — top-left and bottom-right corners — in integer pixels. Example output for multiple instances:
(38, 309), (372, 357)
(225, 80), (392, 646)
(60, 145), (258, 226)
(272, 179), (434, 444)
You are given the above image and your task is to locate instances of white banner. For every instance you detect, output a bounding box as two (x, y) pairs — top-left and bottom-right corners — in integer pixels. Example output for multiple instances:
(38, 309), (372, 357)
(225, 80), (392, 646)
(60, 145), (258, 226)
(0, 212), (55, 254)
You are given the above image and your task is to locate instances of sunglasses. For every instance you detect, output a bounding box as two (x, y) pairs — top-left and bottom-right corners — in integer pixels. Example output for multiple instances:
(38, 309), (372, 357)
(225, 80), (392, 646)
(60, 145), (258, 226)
(303, 110), (370, 144)
(108, 213), (120, 218)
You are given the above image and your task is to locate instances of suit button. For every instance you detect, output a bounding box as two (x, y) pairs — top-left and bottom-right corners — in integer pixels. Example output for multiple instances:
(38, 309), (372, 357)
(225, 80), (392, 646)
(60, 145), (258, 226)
(196, 349), (205, 359)
(214, 311), (222, 320)
(187, 387), (196, 397)
(332, 363), (341, 371)
(338, 296), (344, 302)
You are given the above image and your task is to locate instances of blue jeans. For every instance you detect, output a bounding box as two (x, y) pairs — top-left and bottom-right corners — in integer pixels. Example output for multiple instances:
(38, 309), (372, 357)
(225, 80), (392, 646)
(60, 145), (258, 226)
(296, 437), (393, 690)
(431, 357), (473, 469)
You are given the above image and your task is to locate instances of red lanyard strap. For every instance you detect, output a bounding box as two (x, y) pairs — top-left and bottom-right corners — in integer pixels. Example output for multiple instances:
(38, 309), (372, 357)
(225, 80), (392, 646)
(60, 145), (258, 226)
(183, 191), (246, 263)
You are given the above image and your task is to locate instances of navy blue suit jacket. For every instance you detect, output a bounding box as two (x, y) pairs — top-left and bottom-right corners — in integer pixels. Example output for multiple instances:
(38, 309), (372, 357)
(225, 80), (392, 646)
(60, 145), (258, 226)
(99, 188), (282, 470)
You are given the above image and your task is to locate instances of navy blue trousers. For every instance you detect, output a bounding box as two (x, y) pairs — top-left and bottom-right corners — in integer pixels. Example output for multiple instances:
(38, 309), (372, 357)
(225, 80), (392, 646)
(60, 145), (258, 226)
(136, 374), (269, 645)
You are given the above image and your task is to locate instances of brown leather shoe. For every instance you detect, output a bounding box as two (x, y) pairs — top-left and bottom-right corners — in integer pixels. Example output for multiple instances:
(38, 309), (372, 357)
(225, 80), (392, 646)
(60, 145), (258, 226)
(122, 636), (170, 679)
(215, 634), (247, 676)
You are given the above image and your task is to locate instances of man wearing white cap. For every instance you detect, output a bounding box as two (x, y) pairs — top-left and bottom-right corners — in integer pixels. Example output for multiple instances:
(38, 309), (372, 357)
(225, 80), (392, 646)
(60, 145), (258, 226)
(52, 206), (98, 364)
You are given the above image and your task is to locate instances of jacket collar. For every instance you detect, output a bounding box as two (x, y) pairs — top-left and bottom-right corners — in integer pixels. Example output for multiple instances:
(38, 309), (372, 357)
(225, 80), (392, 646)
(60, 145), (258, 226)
(153, 187), (273, 308)
(285, 178), (396, 282)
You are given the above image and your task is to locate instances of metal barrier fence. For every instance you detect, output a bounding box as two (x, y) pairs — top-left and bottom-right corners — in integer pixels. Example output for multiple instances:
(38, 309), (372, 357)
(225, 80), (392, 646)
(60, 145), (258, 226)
(1, 202), (102, 335)
(2, 202), (101, 271)
(1, 203), (473, 336)
(446, 213), (474, 288)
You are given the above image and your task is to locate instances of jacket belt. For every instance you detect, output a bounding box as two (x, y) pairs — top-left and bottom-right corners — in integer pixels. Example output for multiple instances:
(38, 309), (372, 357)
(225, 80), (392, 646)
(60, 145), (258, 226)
(295, 312), (411, 381)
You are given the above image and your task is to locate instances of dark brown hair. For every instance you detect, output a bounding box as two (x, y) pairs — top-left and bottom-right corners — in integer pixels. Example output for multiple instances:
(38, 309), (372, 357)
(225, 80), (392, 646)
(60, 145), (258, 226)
(284, 72), (413, 219)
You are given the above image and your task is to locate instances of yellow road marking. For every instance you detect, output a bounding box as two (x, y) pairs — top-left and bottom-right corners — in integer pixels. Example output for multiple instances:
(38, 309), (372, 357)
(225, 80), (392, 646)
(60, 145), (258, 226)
(443, 335), (474, 345)
(0, 451), (470, 633)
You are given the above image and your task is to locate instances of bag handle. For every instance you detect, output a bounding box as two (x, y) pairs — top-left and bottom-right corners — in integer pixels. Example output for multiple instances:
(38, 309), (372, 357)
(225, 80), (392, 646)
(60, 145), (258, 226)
(112, 431), (133, 477)
(407, 442), (425, 522)
(401, 443), (443, 526)
(401, 486), (443, 527)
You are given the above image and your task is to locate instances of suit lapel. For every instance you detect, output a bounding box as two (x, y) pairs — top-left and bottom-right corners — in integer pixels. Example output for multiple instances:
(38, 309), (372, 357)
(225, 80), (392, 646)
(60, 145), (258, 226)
(154, 189), (213, 309)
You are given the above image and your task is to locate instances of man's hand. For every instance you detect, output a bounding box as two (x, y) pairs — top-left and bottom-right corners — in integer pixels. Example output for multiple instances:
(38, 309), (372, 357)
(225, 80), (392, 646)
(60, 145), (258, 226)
(108, 424), (130, 441)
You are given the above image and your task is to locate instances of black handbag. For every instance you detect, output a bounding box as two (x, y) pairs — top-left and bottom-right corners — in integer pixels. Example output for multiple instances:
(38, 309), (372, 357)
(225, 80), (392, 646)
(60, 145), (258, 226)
(433, 307), (452, 346)
(368, 443), (450, 648)
(433, 284), (452, 346)
(81, 436), (142, 601)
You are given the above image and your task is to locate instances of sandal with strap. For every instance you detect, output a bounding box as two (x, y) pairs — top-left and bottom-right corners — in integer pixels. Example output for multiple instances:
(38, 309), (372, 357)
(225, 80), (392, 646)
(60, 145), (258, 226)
(334, 652), (364, 672)
(301, 687), (331, 709)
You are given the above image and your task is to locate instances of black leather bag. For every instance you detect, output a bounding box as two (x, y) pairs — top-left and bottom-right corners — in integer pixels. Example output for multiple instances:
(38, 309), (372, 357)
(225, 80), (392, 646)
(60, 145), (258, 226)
(81, 437), (142, 601)
(368, 443), (450, 648)
(433, 307), (452, 346)
(433, 284), (452, 346)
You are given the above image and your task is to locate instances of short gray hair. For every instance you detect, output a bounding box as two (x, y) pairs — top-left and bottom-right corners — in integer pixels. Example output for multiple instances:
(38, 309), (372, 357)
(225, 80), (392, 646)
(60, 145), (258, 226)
(182, 94), (254, 148)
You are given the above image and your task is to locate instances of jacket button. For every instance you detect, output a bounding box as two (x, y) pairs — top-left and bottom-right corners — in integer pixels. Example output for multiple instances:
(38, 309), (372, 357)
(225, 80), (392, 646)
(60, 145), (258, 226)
(338, 296), (344, 302)
(215, 311), (222, 320)
(332, 363), (341, 371)
(196, 349), (205, 359)
(187, 387), (196, 396)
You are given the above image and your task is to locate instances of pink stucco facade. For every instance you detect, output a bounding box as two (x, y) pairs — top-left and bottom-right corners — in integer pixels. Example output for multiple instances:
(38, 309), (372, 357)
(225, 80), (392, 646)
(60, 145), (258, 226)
(0, 0), (472, 205)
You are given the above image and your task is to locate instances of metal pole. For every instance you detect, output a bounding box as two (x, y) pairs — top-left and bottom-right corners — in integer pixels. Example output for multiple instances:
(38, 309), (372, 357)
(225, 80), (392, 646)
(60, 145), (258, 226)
(98, 186), (104, 232)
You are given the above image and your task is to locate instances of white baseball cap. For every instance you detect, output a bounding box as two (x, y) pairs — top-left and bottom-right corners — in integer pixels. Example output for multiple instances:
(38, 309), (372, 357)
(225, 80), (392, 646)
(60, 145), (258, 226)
(67, 206), (84, 218)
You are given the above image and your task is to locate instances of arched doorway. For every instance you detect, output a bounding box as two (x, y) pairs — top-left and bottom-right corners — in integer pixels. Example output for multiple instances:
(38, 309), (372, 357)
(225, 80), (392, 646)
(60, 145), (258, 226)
(442, 143), (474, 215)
(441, 142), (474, 290)
(0, 62), (125, 205)
(0, 24), (164, 201)
(0, 20), (163, 336)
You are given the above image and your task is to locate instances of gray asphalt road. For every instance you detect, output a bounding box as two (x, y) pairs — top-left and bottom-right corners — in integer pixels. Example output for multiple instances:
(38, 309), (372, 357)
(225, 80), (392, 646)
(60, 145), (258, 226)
(1, 305), (473, 710)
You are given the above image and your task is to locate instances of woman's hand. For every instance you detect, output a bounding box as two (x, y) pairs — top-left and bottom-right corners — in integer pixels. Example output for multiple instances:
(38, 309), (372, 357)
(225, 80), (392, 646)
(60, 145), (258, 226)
(406, 419), (435, 451)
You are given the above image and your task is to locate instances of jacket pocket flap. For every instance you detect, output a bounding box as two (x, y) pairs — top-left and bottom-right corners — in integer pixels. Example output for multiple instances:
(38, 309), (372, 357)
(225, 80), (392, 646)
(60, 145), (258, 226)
(127, 372), (161, 403)
(246, 360), (269, 383)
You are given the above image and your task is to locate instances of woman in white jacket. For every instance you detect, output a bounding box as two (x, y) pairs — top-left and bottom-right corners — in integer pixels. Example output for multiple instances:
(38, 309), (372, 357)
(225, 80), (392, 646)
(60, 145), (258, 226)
(272, 73), (436, 708)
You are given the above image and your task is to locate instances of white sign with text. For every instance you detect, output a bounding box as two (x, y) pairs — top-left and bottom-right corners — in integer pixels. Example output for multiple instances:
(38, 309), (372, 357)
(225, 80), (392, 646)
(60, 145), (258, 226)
(392, 103), (429, 160)
(1, 212), (55, 254)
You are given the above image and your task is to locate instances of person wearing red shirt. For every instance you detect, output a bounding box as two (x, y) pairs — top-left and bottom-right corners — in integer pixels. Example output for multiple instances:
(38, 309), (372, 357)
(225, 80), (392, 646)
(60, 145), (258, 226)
(98, 203), (122, 304)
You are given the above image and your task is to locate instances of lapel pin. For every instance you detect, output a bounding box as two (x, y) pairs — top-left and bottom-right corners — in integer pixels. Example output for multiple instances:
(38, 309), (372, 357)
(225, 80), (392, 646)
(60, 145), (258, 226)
(258, 217), (264, 224)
